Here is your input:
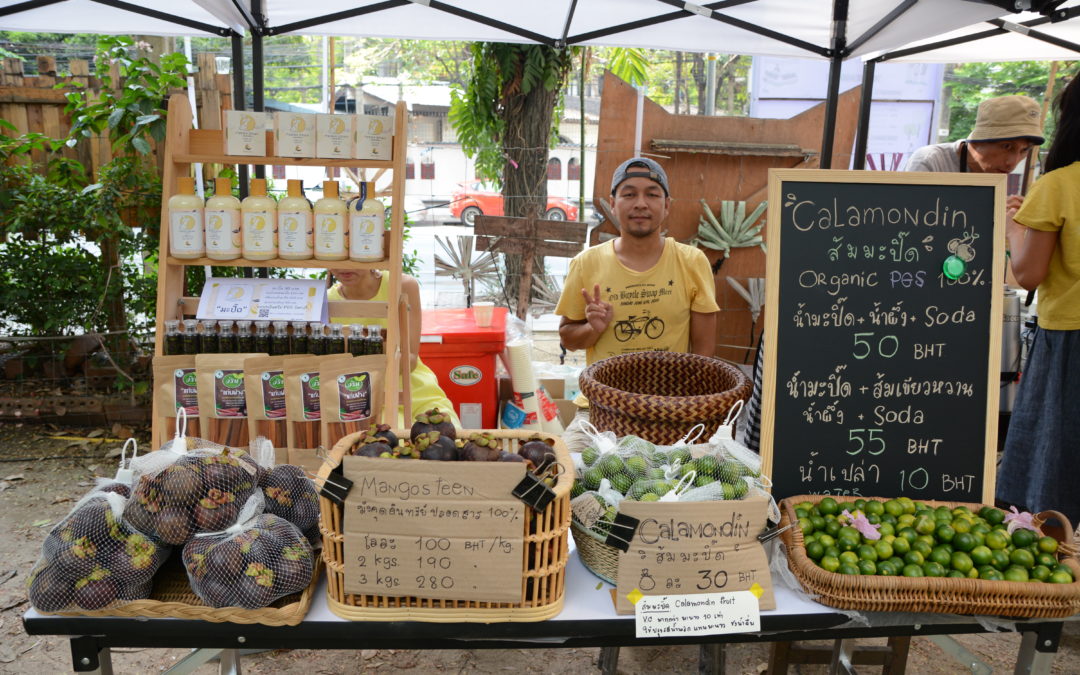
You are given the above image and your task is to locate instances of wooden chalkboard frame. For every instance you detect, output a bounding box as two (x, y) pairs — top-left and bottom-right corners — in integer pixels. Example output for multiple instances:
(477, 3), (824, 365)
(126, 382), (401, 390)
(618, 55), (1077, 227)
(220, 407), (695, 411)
(760, 169), (1006, 503)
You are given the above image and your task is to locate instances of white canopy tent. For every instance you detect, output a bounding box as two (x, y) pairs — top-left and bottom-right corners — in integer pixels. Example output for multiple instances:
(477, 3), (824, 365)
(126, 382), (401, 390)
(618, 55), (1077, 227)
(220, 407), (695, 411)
(0, 0), (1068, 164)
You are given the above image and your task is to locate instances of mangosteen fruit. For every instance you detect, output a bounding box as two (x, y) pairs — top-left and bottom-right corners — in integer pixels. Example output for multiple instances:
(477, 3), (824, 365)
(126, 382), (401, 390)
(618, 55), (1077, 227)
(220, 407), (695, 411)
(372, 423), (399, 448)
(28, 566), (72, 612)
(158, 464), (202, 502)
(459, 433), (500, 462)
(497, 450), (528, 466)
(154, 506), (194, 545)
(518, 439), (556, 473)
(416, 431), (459, 461)
(410, 408), (456, 442)
(73, 567), (118, 610)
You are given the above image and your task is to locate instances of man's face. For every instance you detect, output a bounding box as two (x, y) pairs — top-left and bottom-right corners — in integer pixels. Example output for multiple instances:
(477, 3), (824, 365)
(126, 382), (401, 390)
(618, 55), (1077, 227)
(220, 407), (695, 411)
(612, 176), (670, 240)
(967, 139), (1033, 174)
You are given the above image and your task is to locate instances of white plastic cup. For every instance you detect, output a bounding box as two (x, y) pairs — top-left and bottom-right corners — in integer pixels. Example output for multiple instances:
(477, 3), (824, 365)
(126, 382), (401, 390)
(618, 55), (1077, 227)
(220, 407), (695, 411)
(473, 301), (494, 327)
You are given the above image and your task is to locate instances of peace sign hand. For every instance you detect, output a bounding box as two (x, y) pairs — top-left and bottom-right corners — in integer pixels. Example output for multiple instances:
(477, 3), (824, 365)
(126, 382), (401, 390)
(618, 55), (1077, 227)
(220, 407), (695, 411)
(582, 284), (613, 336)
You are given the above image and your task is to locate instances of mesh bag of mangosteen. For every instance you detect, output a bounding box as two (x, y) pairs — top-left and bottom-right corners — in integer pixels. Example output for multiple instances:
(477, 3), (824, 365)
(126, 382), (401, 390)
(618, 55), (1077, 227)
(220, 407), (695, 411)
(346, 408), (559, 472)
(182, 510), (314, 609)
(246, 434), (322, 547)
(27, 449), (171, 613)
(123, 418), (266, 547)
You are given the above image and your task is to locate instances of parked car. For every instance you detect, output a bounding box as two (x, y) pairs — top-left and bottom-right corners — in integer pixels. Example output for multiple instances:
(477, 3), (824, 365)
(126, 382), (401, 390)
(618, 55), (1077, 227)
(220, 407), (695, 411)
(449, 182), (579, 225)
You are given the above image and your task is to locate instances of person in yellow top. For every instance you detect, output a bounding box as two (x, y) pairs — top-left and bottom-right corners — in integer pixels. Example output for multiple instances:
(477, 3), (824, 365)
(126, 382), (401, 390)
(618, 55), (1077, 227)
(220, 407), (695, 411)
(328, 268), (459, 427)
(996, 75), (1080, 525)
(556, 157), (719, 365)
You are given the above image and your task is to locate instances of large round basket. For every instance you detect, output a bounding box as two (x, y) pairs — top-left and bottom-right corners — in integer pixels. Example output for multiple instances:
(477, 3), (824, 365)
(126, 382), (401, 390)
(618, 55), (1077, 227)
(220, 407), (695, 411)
(579, 351), (752, 444)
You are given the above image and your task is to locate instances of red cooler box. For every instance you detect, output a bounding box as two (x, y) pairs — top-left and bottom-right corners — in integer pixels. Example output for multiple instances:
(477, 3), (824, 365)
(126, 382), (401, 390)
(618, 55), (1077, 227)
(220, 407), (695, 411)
(419, 307), (507, 429)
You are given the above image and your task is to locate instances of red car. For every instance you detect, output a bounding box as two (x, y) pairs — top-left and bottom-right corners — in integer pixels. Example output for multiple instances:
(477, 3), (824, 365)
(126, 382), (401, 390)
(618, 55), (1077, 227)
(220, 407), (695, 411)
(450, 182), (578, 225)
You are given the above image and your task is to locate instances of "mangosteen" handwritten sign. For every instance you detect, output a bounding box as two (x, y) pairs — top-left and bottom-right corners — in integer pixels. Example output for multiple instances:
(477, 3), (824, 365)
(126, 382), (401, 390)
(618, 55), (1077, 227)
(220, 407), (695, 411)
(760, 170), (1005, 502)
(341, 457), (526, 602)
(615, 497), (774, 614)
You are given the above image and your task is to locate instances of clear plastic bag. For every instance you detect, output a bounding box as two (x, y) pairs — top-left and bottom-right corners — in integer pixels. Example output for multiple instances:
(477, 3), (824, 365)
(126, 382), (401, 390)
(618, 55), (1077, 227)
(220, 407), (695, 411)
(182, 512), (314, 609)
(28, 440), (170, 612)
(248, 434), (321, 546)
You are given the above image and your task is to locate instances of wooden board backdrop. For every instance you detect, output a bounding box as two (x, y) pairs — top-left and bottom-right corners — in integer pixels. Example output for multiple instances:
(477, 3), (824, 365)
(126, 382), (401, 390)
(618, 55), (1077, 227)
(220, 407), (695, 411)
(760, 170), (1005, 504)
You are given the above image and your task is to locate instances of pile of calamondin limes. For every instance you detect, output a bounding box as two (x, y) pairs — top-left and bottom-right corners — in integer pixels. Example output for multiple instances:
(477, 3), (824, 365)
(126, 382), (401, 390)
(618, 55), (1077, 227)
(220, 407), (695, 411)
(793, 497), (1075, 583)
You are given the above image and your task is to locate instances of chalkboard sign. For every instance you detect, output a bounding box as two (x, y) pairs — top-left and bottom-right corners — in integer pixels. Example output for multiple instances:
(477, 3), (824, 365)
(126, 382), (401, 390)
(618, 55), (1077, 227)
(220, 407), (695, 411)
(760, 170), (1005, 503)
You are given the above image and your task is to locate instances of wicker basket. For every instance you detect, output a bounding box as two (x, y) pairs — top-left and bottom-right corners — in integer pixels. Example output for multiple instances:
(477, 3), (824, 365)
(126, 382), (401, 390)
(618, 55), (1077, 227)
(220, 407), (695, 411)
(317, 429), (571, 622)
(580, 352), (751, 444)
(779, 495), (1080, 618)
(43, 554), (321, 626)
(571, 520), (620, 584)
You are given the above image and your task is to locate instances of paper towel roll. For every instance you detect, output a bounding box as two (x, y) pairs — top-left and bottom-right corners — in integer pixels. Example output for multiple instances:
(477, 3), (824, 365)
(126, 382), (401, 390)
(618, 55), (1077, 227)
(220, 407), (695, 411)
(507, 339), (564, 433)
(507, 340), (542, 430)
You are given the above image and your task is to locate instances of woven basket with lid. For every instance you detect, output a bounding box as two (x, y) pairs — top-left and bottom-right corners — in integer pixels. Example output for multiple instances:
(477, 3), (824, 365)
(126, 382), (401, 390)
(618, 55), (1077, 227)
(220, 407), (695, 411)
(580, 351), (752, 444)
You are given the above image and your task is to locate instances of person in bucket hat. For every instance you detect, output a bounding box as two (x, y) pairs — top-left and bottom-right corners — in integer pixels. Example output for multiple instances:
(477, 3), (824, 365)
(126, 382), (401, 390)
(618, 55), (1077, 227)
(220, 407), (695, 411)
(904, 94), (1044, 175)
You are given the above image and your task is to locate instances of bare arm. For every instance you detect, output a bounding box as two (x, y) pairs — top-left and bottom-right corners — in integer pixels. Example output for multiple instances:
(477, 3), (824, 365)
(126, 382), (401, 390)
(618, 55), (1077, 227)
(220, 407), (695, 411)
(402, 275), (422, 371)
(1006, 210), (1058, 292)
(689, 310), (717, 357)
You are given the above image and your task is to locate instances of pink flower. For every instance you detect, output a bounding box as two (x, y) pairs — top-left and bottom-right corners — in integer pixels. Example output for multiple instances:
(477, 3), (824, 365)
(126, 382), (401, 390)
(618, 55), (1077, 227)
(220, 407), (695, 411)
(1003, 505), (1039, 535)
(840, 509), (881, 541)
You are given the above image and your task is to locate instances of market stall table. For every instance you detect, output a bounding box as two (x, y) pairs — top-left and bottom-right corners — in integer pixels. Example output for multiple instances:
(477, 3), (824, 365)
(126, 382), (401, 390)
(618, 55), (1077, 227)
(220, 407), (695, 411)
(22, 544), (1072, 675)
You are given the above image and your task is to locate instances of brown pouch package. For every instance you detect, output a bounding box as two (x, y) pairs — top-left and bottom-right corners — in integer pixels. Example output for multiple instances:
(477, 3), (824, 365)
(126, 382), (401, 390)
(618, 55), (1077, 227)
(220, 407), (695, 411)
(154, 355), (201, 440)
(196, 353), (266, 447)
(285, 354), (351, 473)
(320, 355), (386, 452)
(244, 355), (287, 465)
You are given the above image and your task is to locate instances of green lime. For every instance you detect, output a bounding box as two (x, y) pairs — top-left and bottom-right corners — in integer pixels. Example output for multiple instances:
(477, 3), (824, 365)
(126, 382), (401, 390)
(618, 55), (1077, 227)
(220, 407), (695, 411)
(1010, 548), (1035, 569)
(856, 544), (878, 562)
(898, 497), (916, 515)
(811, 515), (827, 531)
(929, 546), (952, 567)
(805, 541), (825, 561)
(731, 480), (749, 498)
(891, 536), (911, 556)
(819, 555), (840, 573)
(798, 517), (815, 536)
(980, 568), (1004, 581)
(1031, 565), (1052, 582)
(981, 507), (1006, 526)
(1004, 567), (1029, 582)
(669, 447), (692, 466)
(911, 540), (933, 557)
(902, 564), (924, 577)
(951, 517), (973, 534)
(581, 446), (599, 466)
(1037, 536), (1059, 554)
(648, 467), (668, 480)
(947, 570), (967, 578)
(1011, 528), (1037, 549)
(570, 481), (586, 499)
(1054, 563), (1075, 580)
(864, 500), (885, 517)
(952, 532), (976, 553)
(903, 550), (924, 566)
(884, 499), (904, 518)
(857, 559), (877, 575)
(838, 563), (860, 575)
(991, 549), (1011, 571)
(718, 460), (746, 481)
(825, 519), (843, 537)
(597, 453), (625, 476)
(950, 551), (974, 574)
(610, 472), (634, 494)
(985, 531), (1009, 550)
(874, 540), (894, 561)
(839, 551), (859, 566)
(935, 524), (956, 544)
(695, 455), (721, 478)
(914, 515), (937, 536)
(923, 561), (946, 577)
(824, 546), (842, 559)
(877, 562), (898, 576)
(639, 493), (660, 502)
(1049, 570), (1075, 584)
(877, 522), (895, 538)
(626, 455), (649, 477)
(818, 497), (839, 516)
(970, 545), (993, 566)
(582, 467), (603, 490)
(817, 534), (837, 549)
(1037, 552), (1059, 569)
(694, 473), (716, 488)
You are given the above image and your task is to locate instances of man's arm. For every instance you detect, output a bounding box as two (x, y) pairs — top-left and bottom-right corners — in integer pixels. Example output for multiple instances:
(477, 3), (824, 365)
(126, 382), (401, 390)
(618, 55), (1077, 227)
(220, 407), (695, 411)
(689, 310), (717, 357)
(559, 316), (602, 350)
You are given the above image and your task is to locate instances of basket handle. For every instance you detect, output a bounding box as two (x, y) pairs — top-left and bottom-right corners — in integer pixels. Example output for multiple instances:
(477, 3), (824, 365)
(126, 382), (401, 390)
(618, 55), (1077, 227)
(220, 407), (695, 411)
(1035, 510), (1077, 557)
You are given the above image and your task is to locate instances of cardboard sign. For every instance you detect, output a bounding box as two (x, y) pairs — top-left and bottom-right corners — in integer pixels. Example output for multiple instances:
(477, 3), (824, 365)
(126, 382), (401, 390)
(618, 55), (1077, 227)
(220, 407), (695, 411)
(615, 497), (775, 614)
(341, 456), (526, 602)
(635, 591), (761, 638)
(196, 278), (329, 323)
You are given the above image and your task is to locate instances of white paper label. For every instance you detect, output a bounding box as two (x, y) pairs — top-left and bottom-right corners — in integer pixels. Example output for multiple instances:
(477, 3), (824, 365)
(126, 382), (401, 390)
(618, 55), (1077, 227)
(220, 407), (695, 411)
(635, 591), (760, 638)
(349, 213), (384, 260)
(205, 209), (240, 256)
(170, 209), (204, 255)
(242, 210), (276, 254)
(196, 278), (329, 323)
(279, 210), (313, 257)
(458, 403), (482, 429)
(315, 213), (346, 256)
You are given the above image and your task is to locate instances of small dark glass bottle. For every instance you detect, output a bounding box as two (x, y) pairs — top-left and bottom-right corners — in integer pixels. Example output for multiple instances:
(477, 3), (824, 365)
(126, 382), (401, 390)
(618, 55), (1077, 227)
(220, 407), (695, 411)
(218, 320), (237, 353)
(328, 323), (346, 354)
(182, 319), (200, 355)
(290, 321), (309, 354)
(348, 324), (366, 356)
(236, 320), (254, 353)
(366, 323), (384, 355)
(200, 319), (219, 354)
(309, 322), (326, 356)
(271, 321), (290, 356)
(254, 321), (271, 354)
(164, 320), (182, 355)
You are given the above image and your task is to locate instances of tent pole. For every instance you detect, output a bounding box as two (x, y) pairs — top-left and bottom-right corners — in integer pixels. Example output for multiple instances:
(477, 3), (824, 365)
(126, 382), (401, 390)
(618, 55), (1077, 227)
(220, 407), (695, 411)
(852, 59), (875, 171)
(231, 32), (250, 202)
(819, 0), (849, 170)
(251, 0), (265, 182)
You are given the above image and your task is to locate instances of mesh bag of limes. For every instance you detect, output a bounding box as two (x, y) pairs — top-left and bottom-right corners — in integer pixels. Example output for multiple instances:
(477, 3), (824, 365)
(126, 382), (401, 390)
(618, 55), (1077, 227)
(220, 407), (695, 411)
(570, 418), (774, 540)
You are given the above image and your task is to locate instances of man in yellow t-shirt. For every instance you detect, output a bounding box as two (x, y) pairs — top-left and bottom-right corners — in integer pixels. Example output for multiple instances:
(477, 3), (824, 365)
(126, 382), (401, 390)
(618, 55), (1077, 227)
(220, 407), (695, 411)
(555, 157), (719, 366)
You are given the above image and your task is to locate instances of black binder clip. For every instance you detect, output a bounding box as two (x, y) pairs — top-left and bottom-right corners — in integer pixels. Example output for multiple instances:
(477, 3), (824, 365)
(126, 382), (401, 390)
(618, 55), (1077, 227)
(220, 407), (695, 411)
(311, 463), (353, 506)
(600, 512), (641, 552)
(512, 462), (564, 512)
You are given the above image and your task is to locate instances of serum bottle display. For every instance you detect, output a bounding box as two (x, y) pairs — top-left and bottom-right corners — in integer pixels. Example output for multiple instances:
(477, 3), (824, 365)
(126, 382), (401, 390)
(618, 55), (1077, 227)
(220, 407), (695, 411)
(241, 178), (277, 260)
(204, 177), (241, 261)
(278, 179), (313, 261)
(314, 181), (347, 261)
(348, 181), (386, 262)
(168, 176), (204, 259)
